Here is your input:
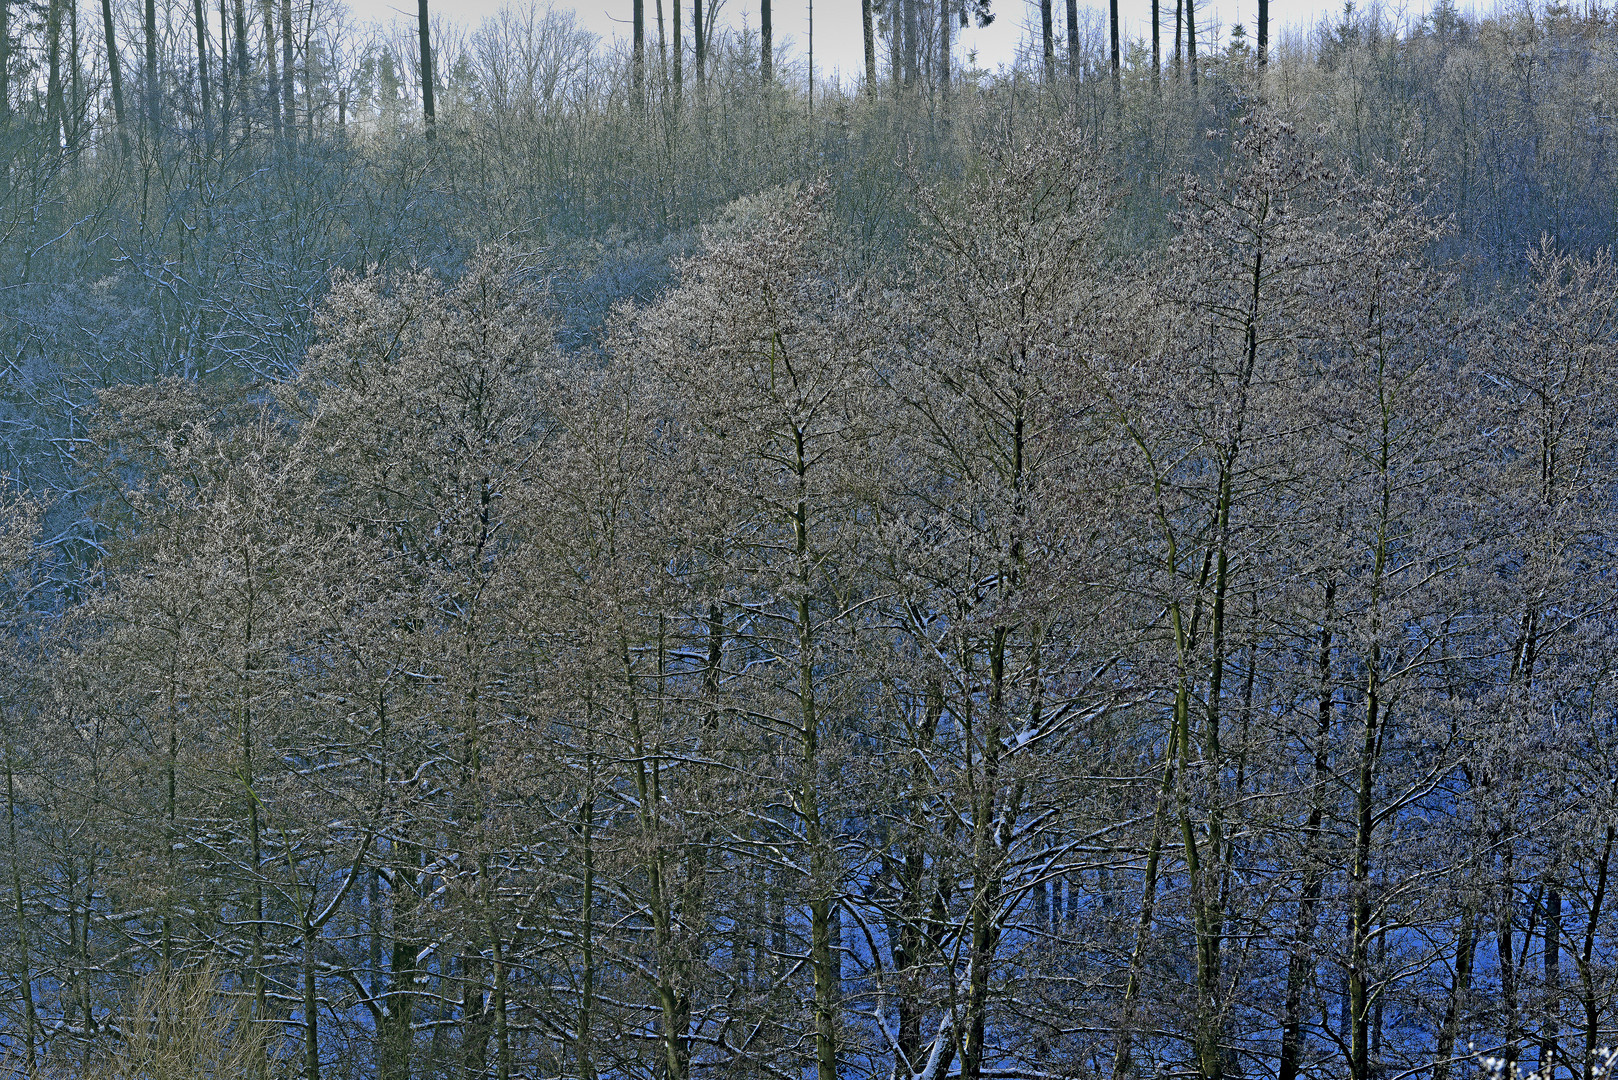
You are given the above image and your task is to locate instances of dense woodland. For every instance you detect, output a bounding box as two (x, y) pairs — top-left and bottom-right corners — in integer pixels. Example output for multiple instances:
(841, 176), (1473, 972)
(7, 0), (1618, 1078)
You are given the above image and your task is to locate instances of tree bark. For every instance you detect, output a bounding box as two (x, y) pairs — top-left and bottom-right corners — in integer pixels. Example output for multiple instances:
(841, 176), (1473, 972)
(761, 0), (772, 84)
(417, 0), (435, 135)
(145, 0), (160, 133)
(194, 0), (212, 132)
(1041, 0), (1055, 82)
(281, 0), (294, 136)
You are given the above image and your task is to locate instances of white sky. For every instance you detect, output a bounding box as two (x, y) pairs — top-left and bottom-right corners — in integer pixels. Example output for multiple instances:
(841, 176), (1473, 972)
(348, 0), (1437, 86)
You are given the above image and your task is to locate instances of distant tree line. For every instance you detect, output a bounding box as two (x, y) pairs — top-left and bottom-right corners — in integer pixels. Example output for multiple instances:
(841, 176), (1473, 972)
(3, 2), (1618, 1080)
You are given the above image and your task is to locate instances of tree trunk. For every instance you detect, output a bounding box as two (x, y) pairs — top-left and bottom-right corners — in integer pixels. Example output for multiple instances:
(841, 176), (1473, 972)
(761, 0), (772, 84)
(694, 0), (705, 83)
(633, 0), (645, 105)
(673, 0), (682, 96)
(194, 0), (212, 132)
(417, 0), (435, 135)
(265, 0), (280, 138)
(1186, 0), (1197, 85)
(1066, 0), (1080, 85)
(145, 0), (160, 133)
(232, 0), (249, 136)
(6, 744), (36, 1075)
(1434, 907), (1477, 1080)
(46, 0), (63, 145)
(861, 0), (875, 91)
(1578, 827), (1613, 1080)
(1278, 585), (1336, 1080)
(0, 0), (10, 124)
(1109, 0), (1120, 90)
(1041, 0), (1055, 82)
(281, 0), (294, 136)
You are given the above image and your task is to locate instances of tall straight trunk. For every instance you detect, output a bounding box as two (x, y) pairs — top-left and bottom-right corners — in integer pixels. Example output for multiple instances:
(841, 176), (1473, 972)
(902, 0), (918, 84)
(281, 0), (294, 136)
(145, 0), (160, 132)
(693, 0), (705, 82)
(760, 0), (771, 83)
(1347, 661), (1381, 1080)
(1066, 0), (1079, 84)
(378, 842), (419, 1080)
(418, 0), (435, 134)
(1151, 0), (1160, 83)
(194, 0), (212, 131)
(0, 0), (10, 124)
(1113, 736), (1176, 1080)
(1543, 879), (1562, 1072)
(1499, 836), (1522, 1066)
(1578, 827), (1614, 1080)
(46, 0), (63, 145)
(937, 0), (950, 100)
(861, 0), (875, 91)
(303, 925), (321, 1080)
(673, 0), (682, 95)
(265, 0), (280, 138)
(790, 428), (838, 1080)
(1040, 0), (1055, 82)
(1257, 0), (1268, 63)
(6, 744), (36, 1075)
(1433, 908), (1478, 1080)
(1186, 0), (1197, 85)
(1173, 0), (1182, 76)
(1349, 411), (1394, 1080)
(1278, 584), (1337, 1080)
(232, 0), (249, 135)
(102, 0), (129, 148)
(72, 0), (81, 124)
(219, 0), (230, 133)
(1109, 0), (1119, 89)
(576, 788), (598, 1080)
(633, 0), (645, 105)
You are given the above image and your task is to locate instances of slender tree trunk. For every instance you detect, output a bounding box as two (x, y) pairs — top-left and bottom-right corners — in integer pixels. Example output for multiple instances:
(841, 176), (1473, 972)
(1173, 0), (1182, 76)
(281, 0), (294, 137)
(1109, 0), (1120, 90)
(265, 0), (280, 138)
(902, 0), (919, 85)
(577, 786), (598, 1080)
(0, 0), (10, 124)
(304, 926), (321, 1080)
(1434, 908), (1478, 1080)
(194, 0), (212, 132)
(633, 0), (645, 106)
(1500, 836), (1522, 1067)
(233, 0), (249, 136)
(1066, 0), (1079, 86)
(1543, 878), (1562, 1073)
(1186, 0), (1197, 85)
(1578, 827), (1613, 1080)
(146, 0), (161, 133)
(1041, 0), (1055, 82)
(219, 0), (231, 134)
(1278, 584), (1336, 1080)
(418, 0), (435, 135)
(1257, 0), (1268, 64)
(6, 744), (36, 1075)
(694, 0), (705, 83)
(673, 0), (682, 96)
(861, 0), (875, 91)
(1151, 0), (1160, 84)
(46, 0), (63, 145)
(937, 0), (950, 102)
(761, 0), (772, 84)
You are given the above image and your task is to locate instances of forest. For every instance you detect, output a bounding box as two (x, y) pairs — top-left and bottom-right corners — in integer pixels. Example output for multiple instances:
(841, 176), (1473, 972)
(3, 0), (1618, 1077)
